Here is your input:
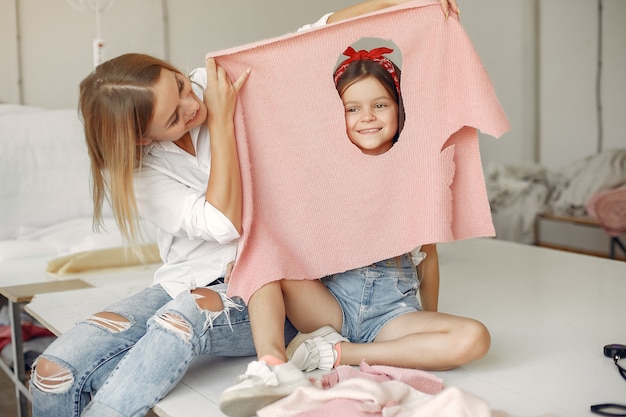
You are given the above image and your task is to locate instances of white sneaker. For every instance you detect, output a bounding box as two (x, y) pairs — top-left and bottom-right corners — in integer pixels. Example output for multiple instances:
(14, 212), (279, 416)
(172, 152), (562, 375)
(286, 326), (348, 372)
(219, 360), (310, 417)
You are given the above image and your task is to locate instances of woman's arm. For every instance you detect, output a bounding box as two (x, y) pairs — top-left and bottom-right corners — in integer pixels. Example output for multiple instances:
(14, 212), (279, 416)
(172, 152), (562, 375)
(327, 0), (459, 23)
(203, 58), (250, 233)
(417, 243), (440, 312)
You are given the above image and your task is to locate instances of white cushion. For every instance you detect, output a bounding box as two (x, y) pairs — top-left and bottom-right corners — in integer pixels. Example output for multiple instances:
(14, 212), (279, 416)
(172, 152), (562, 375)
(0, 105), (95, 239)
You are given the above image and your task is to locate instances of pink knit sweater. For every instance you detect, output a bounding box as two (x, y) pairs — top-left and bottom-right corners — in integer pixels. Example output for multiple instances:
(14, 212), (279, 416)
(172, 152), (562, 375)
(206, 0), (510, 303)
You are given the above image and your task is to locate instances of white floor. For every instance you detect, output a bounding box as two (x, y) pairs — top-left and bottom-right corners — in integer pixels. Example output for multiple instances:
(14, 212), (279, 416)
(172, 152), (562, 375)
(23, 238), (626, 417)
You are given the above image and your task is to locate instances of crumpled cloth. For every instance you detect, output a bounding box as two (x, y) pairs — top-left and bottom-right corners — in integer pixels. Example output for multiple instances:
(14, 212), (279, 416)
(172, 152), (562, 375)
(484, 161), (556, 244)
(0, 322), (55, 352)
(259, 375), (515, 417)
(549, 149), (626, 217)
(258, 360), (555, 417)
(207, 0), (510, 303)
(321, 361), (443, 395)
(586, 186), (626, 236)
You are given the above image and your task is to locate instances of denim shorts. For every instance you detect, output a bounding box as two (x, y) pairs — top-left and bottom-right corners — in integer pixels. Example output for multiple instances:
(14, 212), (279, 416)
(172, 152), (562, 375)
(322, 254), (421, 344)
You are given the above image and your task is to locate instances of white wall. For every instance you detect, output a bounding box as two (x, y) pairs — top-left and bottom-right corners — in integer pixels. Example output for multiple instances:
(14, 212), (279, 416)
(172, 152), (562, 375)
(1, 0), (624, 256)
(1, 0), (355, 108)
(3, 1), (624, 167)
(537, 0), (626, 255)
(3, 0), (164, 110)
(1, 0), (532, 164)
(540, 0), (626, 170)
(165, 0), (356, 70)
(461, 0), (537, 166)
(0, 0), (21, 104)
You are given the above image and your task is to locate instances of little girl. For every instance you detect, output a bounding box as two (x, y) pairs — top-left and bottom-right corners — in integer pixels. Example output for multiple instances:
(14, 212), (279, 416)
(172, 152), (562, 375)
(219, 5), (490, 417)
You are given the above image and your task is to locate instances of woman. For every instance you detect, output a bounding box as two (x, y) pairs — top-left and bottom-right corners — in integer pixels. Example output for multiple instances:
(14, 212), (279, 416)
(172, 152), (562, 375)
(30, 54), (262, 417)
(30, 2), (469, 417)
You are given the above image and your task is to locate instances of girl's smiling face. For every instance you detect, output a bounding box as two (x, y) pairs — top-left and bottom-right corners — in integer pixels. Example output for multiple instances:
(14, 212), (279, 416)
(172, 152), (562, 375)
(143, 68), (207, 144)
(340, 75), (399, 155)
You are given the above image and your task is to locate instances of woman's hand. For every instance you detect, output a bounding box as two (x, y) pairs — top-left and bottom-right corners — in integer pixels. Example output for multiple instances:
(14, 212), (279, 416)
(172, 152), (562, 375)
(439, 0), (459, 19)
(203, 57), (250, 128)
(329, 0), (460, 23)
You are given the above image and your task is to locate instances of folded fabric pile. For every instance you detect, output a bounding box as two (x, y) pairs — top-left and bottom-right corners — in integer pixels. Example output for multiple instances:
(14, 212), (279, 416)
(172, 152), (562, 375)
(548, 149), (626, 217)
(257, 361), (523, 417)
(0, 305), (56, 371)
(586, 186), (626, 236)
(46, 244), (161, 275)
(483, 149), (626, 244)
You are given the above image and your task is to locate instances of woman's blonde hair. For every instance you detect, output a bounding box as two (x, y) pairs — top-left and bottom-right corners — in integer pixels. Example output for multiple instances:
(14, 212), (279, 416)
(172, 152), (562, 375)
(79, 53), (180, 245)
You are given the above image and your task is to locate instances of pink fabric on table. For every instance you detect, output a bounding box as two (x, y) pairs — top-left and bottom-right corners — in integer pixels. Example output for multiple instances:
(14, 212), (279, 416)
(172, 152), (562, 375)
(586, 186), (626, 237)
(257, 378), (434, 417)
(207, 0), (510, 302)
(321, 360), (443, 395)
(258, 381), (499, 417)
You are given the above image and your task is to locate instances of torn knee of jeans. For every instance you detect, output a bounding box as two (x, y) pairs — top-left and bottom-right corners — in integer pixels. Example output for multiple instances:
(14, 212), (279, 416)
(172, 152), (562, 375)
(191, 288), (225, 311)
(32, 357), (74, 393)
(86, 311), (131, 333)
(204, 293), (243, 330)
(154, 312), (192, 340)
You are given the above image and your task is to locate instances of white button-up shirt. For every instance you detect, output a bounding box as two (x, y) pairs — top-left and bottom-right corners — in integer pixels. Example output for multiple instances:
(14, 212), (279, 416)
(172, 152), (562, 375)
(134, 70), (240, 299)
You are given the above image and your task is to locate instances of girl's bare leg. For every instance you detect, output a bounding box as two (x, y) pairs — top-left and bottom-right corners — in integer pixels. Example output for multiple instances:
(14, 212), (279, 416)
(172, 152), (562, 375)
(341, 311), (490, 371)
(281, 279), (343, 333)
(247, 281), (288, 361)
(282, 280), (490, 371)
(220, 282), (313, 417)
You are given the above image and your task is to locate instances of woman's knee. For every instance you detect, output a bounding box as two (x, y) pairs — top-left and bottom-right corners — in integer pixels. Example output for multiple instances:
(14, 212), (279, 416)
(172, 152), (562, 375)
(86, 311), (131, 332)
(31, 310), (132, 394)
(31, 356), (74, 394)
(190, 287), (224, 311)
(153, 288), (225, 339)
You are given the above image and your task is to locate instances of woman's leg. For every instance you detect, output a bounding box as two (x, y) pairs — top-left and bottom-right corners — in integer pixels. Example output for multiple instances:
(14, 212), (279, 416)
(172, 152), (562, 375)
(30, 286), (170, 417)
(82, 285), (257, 417)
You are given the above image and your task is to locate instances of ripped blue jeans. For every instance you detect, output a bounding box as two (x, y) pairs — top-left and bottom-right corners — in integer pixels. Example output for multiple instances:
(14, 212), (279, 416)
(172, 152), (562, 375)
(30, 283), (297, 417)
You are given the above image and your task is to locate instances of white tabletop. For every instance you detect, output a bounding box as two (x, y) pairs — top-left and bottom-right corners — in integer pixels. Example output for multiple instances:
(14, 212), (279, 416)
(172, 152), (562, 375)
(26, 238), (626, 417)
(437, 238), (625, 417)
(0, 255), (57, 287)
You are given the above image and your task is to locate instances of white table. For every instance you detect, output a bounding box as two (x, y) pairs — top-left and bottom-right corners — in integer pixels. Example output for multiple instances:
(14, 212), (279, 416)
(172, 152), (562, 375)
(0, 254), (92, 417)
(436, 239), (625, 416)
(25, 239), (626, 417)
(0, 257), (158, 417)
